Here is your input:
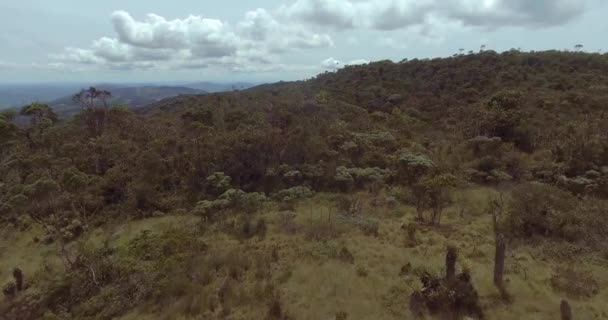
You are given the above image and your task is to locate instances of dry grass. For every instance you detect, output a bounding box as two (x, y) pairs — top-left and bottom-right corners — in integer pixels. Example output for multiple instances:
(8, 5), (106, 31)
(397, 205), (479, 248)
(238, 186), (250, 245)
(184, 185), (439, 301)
(2, 187), (608, 319)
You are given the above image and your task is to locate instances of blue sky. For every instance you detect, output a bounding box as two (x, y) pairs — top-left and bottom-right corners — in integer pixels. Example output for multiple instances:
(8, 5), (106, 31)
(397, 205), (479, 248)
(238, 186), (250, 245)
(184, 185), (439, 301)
(1, 0), (607, 83)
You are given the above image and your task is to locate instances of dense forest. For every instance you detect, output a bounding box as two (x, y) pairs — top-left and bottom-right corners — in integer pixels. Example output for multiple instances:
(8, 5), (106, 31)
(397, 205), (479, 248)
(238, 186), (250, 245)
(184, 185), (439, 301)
(1, 50), (607, 319)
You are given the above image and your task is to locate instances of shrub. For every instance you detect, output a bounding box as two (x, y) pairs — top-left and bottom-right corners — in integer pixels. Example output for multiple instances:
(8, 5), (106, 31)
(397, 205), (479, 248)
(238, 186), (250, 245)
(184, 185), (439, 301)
(277, 211), (298, 234)
(2, 282), (16, 298)
(411, 174), (457, 225)
(551, 267), (599, 298)
(338, 246), (355, 264)
(409, 271), (483, 319)
(334, 167), (392, 191)
(206, 172), (232, 195)
(255, 218), (267, 238)
(358, 218), (379, 237)
(504, 183), (578, 240)
(334, 166), (355, 191)
(267, 297), (283, 319)
(193, 189), (267, 219)
(272, 186), (315, 202)
(398, 152), (435, 184)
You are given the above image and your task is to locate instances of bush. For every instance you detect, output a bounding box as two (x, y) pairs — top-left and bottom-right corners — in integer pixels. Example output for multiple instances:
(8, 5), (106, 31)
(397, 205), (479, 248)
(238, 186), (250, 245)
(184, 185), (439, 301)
(504, 183), (577, 240)
(551, 267), (599, 298)
(338, 246), (355, 264)
(334, 167), (392, 191)
(193, 189), (267, 219)
(272, 186), (315, 202)
(277, 211), (298, 234)
(398, 152), (435, 184)
(206, 172), (232, 195)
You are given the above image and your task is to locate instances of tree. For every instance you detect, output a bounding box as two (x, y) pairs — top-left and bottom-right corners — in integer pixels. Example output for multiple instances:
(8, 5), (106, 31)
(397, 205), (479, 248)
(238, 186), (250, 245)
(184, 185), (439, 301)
(574, 44), (584, 52)
(73, 87), (111, 110)
(19, 102), (58, 148)
(0, 111), (17, 145)
(412, 174), (457, 225)
(73, 87), (112, 136)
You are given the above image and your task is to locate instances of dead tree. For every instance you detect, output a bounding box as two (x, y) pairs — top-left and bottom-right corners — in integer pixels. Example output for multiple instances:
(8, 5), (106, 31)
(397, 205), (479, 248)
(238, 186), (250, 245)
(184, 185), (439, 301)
(12, 268), (23, 291)
(446, 246), (458, 281)
(494, 234), (506, 288)
(561, 300), (573, 320)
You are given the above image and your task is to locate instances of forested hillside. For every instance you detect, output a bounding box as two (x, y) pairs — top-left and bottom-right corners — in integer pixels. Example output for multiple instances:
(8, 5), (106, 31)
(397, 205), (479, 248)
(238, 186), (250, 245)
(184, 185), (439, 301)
(1, 50), (607, 320)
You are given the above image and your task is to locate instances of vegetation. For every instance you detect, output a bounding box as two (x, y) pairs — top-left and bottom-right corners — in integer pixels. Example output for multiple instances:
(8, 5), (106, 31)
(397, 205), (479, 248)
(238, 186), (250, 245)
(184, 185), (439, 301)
(1, 50), (608, 319)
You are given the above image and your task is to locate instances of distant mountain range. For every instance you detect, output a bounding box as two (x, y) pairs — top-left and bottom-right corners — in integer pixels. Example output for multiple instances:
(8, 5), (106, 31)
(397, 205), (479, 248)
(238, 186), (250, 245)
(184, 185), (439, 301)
(0, 81), (259, 114)
(182, 81), (257, 92)
(49, 86), (205, 117)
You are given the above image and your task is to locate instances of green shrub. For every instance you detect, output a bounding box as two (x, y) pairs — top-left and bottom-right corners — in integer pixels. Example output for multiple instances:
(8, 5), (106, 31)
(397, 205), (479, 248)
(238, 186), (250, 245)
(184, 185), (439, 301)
(206, 172), (232, 195)
(504, 183), (577, 240)
(334, 166), (392, 190)
(193, 189), (267, 219)
(272, 186), (315, 202)
(550, 267), (599, 298)
(398, 152), (435, 184)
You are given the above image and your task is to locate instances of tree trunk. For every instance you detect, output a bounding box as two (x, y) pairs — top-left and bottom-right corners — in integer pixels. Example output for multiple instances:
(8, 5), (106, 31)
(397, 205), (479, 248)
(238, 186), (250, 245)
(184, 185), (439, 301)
(446, 246), (458, 281)
(494, 234), (506, 288)
(561, 300), (573, 320)
(12, 268), (23, 291)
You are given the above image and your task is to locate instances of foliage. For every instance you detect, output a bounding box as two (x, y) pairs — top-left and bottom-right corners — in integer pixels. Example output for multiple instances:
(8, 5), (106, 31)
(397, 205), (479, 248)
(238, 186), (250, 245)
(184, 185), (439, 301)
(193, 189), (267, 219)
(206, 172), (232, 195)
(272, 186), (315, 202)
(411, 174), (458, 225)
(398, 152), (435, 184)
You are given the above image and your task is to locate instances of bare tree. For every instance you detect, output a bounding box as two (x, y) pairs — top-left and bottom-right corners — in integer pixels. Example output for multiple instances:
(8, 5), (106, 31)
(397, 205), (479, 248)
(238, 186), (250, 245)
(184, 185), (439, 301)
(446, 246), (458, 281)
(72, 87), (112, 110)
(72, 87), (112, 136)
(560, 300), (573, 320)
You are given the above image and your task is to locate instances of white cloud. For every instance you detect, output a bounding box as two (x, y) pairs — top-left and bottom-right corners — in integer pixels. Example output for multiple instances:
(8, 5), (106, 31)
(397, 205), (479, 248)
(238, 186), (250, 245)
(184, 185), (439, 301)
(322, 57), (369, 70)
(53, 9), (334, 71)
(280, 0), (358, 30)
(49, 0), (592, 73)
(378, 38), (408, 50)
(282, 0), (588, 31)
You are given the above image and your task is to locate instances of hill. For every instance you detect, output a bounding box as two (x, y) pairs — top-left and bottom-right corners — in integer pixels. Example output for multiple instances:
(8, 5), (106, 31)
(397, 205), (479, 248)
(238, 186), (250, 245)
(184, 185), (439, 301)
(1, 51), (607, 320)
(49, 85), (206, 117)
(0, 83), (85, 109)
(182, 81), (258, 92)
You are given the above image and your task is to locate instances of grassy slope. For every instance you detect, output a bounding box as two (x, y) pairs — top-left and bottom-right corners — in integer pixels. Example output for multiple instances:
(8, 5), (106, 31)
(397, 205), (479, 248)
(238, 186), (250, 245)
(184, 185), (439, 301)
(3, 187), (606, 319)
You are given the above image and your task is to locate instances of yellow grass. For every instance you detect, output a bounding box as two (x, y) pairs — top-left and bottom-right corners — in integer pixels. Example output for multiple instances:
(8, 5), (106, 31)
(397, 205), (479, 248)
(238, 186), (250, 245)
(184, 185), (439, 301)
(2, 187), (607, 319)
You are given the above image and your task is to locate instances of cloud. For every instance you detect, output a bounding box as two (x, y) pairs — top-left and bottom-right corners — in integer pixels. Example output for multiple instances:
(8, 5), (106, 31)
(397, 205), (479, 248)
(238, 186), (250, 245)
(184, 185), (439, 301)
(0, 61), (71, 71)
(282, 0), (588, 31)
(322, 57), (369, 70)
(378, 38), (408, 50)
(54, 9), (334, 71)
(280, 0), (358, 30)
(443, 0), (586, 29)
(48, 0), (592, 73)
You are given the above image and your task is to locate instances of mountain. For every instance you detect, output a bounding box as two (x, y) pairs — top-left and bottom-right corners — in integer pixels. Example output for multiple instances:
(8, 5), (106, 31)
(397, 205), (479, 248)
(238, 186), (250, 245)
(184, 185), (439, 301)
(0, 83), (85, 109)
(0, 81), (257, 111)
(49, 85), (205, 116)
(181, 81), (259, 92)
(2, 51), (608, 320)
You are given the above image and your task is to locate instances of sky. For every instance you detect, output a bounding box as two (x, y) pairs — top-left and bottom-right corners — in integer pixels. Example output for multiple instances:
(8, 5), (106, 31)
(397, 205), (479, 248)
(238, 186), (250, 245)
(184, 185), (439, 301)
(0, 0), (607, 84)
